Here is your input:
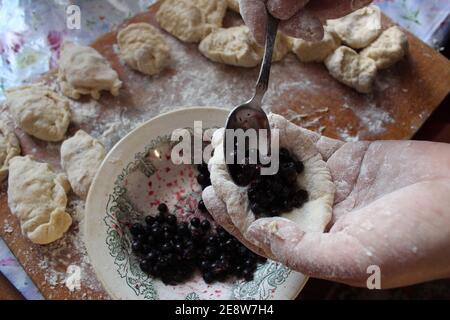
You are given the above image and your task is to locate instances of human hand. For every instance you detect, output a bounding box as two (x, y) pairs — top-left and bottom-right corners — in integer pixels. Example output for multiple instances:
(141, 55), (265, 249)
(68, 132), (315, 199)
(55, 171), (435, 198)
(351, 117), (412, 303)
(240, 0), (373, 45)
(203, 132), (450, 288)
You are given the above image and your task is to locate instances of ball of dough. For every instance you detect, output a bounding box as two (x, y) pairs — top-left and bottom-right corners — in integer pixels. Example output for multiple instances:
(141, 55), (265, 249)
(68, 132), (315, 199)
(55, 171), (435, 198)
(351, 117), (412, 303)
(227, 0), (240, 13)
(156, 0), (227, 43)
(61, 130), (106, 200)
(117, 23), (170, 76)
(0, 121), (21, 182)
(58, 42), (122, 100)
(361, 26), (409, 69)
(8, 156), (72, 245)
(199, 26), (291, 67)
(5, 85), (71, 142)
(327, 5), (381, 49)
(325, 46), (377, 94)
(291, 26), (341, 63)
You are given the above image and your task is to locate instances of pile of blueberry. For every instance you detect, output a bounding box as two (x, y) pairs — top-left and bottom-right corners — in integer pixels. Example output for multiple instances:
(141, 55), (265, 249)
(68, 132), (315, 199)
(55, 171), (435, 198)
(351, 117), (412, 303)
(129, 203), (266, 285)
(246, 148), (309, 217)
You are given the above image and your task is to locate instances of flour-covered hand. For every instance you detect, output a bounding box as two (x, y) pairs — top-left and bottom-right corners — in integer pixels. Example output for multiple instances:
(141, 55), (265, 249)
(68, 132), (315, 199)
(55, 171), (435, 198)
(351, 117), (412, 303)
(240, 0), (373, 45)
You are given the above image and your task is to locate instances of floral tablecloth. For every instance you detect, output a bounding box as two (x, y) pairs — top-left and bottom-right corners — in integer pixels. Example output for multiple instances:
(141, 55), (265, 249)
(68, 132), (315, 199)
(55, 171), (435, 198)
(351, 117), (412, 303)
(0, 0), (449, 300)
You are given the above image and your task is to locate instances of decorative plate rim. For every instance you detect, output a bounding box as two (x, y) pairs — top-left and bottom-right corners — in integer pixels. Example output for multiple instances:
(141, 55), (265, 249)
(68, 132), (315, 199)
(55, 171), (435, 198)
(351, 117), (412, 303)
(84, 107), (309, 300)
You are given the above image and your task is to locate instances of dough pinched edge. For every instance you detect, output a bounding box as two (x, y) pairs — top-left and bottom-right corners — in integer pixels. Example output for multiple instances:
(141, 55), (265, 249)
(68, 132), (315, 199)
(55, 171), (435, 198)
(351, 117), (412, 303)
(8, 156), (72, 245)
(0, 121), (21, 182)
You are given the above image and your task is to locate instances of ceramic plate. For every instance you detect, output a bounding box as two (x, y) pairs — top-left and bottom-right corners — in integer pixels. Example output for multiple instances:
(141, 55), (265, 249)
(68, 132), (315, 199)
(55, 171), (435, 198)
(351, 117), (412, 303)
(85, 107), (308, 300)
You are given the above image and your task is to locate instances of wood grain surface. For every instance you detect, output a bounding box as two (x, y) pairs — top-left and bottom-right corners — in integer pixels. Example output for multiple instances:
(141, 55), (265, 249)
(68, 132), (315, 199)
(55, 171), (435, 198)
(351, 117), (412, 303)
(0, 3), (449, 300)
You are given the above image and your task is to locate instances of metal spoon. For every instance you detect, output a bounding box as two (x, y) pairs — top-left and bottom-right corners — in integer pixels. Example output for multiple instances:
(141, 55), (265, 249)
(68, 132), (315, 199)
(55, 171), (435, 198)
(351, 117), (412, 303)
(224, 13), (279, 186)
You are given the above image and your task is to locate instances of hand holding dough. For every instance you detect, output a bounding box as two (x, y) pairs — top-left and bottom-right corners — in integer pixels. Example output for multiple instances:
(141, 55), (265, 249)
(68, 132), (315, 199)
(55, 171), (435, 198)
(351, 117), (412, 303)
(58, 42), (122, 100)
(8, 156), (72, 244)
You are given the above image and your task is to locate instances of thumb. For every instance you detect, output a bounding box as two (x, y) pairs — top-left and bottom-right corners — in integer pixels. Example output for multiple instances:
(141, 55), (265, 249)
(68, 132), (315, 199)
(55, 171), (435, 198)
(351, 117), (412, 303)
(245, 217), (373, 286)
(267, 0), (310, 20)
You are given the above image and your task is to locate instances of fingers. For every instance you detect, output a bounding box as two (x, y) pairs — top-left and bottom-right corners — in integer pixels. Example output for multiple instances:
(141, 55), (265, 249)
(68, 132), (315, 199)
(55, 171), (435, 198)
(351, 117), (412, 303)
(267, 0), (310, 20)
(245, 217), (373, 286)
(202, 186), (268, 257)
(279, 8), (324, 41)
(240, 0), (268, 45)
(306, 0), (373, 22)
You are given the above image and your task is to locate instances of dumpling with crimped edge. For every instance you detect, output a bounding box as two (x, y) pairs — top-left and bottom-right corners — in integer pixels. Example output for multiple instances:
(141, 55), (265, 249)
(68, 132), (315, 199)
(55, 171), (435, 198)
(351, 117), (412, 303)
(8, 156), (72, 245)
(199, 26), (291, 67)
(0, 121), (21, 182)
(117, 23), (170, 76)
(206, 114), (335, 236)
(58, 42), (122, 100)
(5, 85), (70, 142)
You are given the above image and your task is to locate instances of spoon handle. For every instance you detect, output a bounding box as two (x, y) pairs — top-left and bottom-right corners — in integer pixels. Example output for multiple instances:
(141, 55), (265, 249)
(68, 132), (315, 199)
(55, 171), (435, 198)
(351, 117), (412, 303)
(251, 14), (279, 109)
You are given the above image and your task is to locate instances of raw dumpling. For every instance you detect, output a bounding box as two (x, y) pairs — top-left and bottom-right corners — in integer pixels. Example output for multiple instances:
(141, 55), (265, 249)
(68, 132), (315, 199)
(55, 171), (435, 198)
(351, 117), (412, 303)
(291, 26), (341, 63)
(58, 42), (122, 100)
(325, 46), (377, 93)
(8, 156), (72, 245)
(199, 26), (291, 67)
(61, 130), (106, 199)
(0, 121), (21, 182)
(327, 5), (381, 49)
(361, 26), (409, 69)
(117, 23), (170, 75)
(207, 113), (335, 234)
(5, 85), (70, 142)
(156, 0), (227, 43)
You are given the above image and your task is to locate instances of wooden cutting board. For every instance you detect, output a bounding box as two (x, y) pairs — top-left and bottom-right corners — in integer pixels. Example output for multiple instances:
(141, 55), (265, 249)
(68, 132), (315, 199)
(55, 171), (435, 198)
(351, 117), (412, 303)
(1, 3), (449, 300)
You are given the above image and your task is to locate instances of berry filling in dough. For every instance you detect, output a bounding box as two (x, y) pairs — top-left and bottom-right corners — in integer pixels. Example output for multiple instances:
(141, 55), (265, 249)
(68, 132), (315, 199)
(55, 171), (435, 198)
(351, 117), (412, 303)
(207, 113), (335, 235)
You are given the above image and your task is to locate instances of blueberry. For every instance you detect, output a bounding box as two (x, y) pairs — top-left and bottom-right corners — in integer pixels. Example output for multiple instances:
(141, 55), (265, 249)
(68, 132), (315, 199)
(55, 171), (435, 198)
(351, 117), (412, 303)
(131, 240), (142, 253)
(163, 231), (173, 240)
(150, 226), (162, 239)
(158, 203), (168, 213)
(182, 246), (195, 260)
(293, 189), (308, 207)
(161, 242), (174, 253)
(204, 246), (218, 259)
(197, 173), (210, 186)
(151, 264), (162, 277)
(190, 217), (200, 228)
(146, 250), (159, 262)
(200, 219), (211, 231)
(250, 202), (264, 215)
(130, 223), (145, 237)
(155, 212), (165, 223)
(142, 244), (151, 254)
(279, 148), (291, 161)
(198, 200), (208, 213)
(199, 260), (210, 271)
(177, 222), (189, 235)
(139, 259), (150, 272)
(166, 214), (177, 225)
(145, 215), (156, 226)
(294, 161), (304, 174)
(196, 163), (209, 174)
(242, 269), (254, 281)
(224, 238), (237, 252)
(206, 235), (218, 246)
(203, 272), (215, 284)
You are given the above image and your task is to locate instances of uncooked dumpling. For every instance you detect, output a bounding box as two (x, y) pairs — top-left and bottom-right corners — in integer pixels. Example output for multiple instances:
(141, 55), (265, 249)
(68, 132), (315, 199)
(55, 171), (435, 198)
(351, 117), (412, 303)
(291, 26), (341, 63)
(58, 42), (122, 100)
(199, 26), (291, 67)
(61, 130), (106, 199)
(327, 5), (381, 49)
(8, 156), (72, 245)
(156, 0), (227, 43)
(117, 23), (170, 75)
(207, 113), (335, 234)
(325, 46), (377, 93)
(361, 26), (409, 69)
(0, 121), (21, 182)
(5, 85), (70, 142)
